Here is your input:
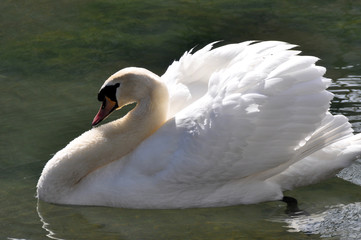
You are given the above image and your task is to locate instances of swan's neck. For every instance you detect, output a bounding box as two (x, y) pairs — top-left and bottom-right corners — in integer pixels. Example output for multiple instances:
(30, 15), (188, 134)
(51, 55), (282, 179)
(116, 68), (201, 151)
(37, 77), (169, 203)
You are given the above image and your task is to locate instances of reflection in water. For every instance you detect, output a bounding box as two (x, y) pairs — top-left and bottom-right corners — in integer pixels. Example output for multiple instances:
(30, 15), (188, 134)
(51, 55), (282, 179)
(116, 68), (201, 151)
(37, 202), (66, 240)
(36, 200), (314, 240)
(287, 202), (361, 240)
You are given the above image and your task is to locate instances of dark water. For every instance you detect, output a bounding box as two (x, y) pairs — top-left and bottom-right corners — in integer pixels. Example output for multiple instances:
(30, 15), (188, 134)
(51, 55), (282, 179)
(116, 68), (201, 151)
(1, 1), (360, 239)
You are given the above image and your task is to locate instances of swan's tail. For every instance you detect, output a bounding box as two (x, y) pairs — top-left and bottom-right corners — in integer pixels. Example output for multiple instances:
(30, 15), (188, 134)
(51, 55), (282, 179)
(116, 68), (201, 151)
(266, 113), (361, 190)
(295, 113), (354, 161)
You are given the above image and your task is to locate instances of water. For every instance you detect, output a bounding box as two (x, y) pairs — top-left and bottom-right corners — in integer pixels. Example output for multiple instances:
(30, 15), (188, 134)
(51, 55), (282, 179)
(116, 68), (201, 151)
(287, 202), (361, 240)
(1, 0), (361, 239)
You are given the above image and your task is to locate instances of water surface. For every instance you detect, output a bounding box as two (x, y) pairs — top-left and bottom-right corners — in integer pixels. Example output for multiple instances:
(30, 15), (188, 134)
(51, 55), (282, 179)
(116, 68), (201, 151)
(1, 0), (361, 239)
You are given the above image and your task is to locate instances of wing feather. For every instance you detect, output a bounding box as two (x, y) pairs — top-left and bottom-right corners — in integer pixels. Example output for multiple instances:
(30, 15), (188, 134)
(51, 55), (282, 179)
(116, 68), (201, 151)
(134, 41), (344, 186)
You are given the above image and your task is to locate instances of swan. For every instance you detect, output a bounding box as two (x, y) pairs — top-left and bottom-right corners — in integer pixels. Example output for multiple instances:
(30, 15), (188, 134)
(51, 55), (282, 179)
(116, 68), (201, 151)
(37, 41), (361, 209)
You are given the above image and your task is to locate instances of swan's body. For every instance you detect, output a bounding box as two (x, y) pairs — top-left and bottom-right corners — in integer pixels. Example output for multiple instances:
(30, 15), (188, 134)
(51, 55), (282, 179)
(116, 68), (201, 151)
(37, 41), (361, 208)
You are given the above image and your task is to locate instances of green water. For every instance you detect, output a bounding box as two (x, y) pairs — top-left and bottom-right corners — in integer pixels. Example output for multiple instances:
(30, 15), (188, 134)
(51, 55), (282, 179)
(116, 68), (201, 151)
(1, 0), (361, 239)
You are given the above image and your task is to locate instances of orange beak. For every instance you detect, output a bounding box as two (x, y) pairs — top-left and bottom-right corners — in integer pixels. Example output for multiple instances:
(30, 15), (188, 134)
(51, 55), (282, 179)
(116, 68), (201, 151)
(92, 96), (118, 126)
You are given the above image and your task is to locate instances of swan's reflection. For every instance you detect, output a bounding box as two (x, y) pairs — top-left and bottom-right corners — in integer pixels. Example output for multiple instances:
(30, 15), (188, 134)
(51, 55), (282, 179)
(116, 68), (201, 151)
(37, 194), (361, 239)
(36, 200), (289, 240)
(37, 201), (66, 240)
(36, 201), (129, 240)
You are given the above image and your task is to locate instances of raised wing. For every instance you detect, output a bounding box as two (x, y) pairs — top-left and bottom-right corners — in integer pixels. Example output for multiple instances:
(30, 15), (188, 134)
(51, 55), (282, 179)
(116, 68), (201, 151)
(134, 41), (342, 185)
(161, 41), (254, 117)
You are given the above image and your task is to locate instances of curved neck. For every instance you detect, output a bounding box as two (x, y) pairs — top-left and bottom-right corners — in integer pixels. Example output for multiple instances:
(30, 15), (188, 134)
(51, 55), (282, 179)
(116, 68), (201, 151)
(102, 84), (169, 156)
(37, 77), (169, 203)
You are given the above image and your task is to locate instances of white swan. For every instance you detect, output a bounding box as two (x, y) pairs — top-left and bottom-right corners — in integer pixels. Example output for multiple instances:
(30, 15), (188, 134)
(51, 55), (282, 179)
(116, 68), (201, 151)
(37, 41), (361, 208)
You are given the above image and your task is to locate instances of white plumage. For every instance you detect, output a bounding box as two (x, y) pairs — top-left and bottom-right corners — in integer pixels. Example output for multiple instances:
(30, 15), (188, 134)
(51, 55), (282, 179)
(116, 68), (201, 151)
(37, 41), (361, 208)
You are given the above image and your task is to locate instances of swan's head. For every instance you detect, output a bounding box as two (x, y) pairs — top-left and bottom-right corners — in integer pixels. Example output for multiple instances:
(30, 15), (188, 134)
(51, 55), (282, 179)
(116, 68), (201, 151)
(92, 67), (167, 126)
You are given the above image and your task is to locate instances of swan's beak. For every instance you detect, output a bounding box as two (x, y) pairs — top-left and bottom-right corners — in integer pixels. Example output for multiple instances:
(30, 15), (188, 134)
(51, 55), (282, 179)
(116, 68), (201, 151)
(92, 96), (118, 126)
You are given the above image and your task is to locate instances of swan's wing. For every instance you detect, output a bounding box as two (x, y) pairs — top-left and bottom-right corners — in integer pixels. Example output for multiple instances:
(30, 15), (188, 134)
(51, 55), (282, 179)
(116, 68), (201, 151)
(135, 41), (350, 184)
(161, 41), (254, 117)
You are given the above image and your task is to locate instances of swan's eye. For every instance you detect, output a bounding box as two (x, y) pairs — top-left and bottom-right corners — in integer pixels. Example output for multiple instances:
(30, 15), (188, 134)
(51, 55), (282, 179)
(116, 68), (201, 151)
(98, 83), (120, 102)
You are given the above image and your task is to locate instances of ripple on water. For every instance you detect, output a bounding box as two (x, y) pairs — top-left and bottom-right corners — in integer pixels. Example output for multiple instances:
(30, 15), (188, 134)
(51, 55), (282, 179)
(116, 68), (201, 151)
(330, 75), (361, 132)
(338, 159), (361, 186)
(286, 202), (361, 240)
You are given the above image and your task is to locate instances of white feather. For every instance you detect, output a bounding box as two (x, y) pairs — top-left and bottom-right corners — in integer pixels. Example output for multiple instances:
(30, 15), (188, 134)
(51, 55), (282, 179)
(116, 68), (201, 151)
(37, 41), (361, 208)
